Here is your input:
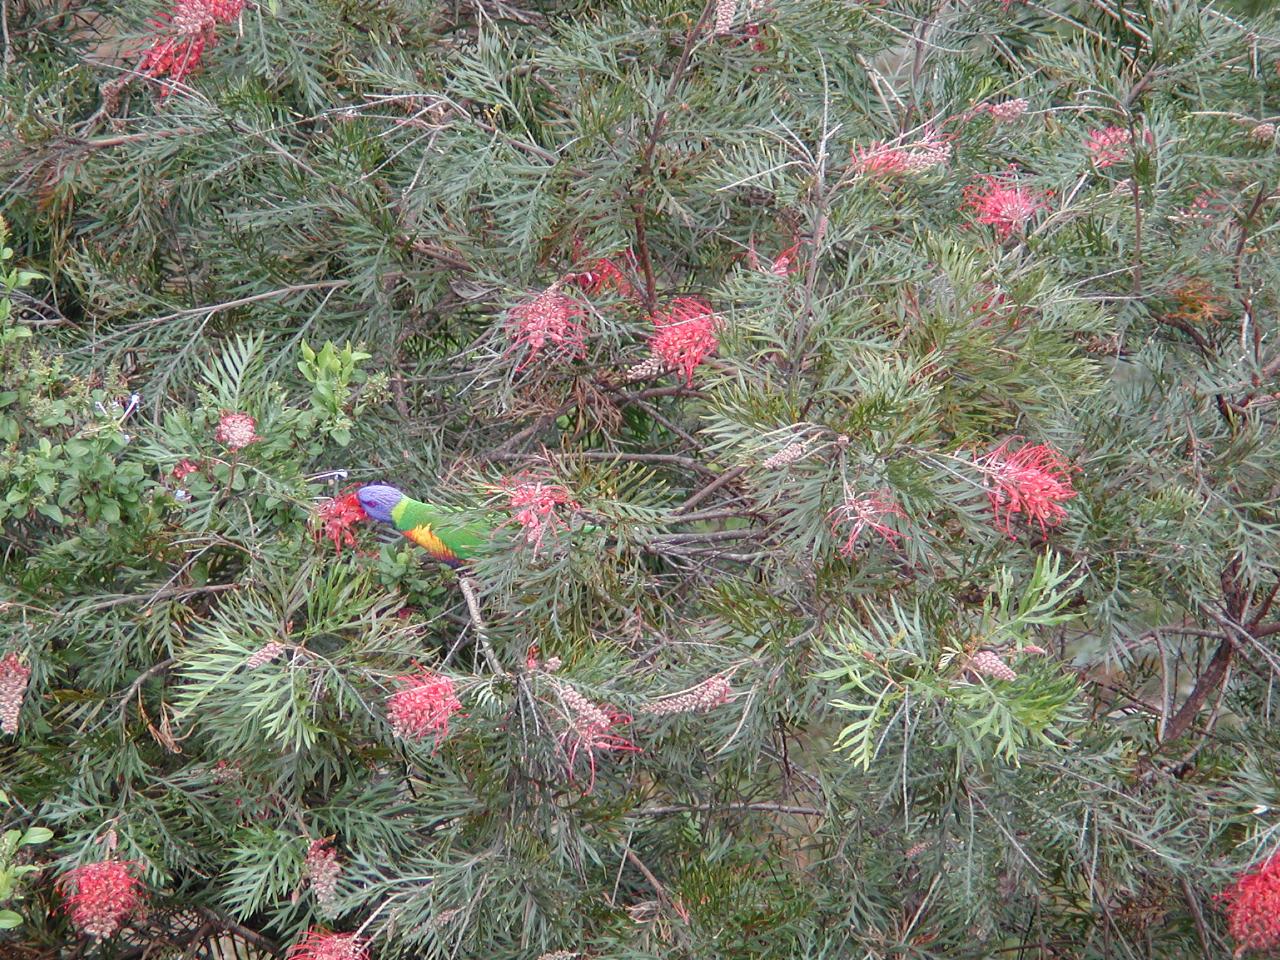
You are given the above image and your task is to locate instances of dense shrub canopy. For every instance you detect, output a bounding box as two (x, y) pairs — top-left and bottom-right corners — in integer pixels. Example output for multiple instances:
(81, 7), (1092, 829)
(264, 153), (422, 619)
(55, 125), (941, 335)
(2, 0), (1280, 956)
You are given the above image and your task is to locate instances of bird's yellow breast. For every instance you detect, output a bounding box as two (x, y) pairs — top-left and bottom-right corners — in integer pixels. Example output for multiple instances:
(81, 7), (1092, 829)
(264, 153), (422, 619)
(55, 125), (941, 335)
(404, 524), (460, 564)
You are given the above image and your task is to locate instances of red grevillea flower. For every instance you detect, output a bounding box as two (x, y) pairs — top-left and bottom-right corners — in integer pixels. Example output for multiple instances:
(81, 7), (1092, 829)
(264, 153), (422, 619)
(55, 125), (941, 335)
(649, 297), (720, 385)
(172, 458), (201, 481)
(829, 491), (906, 557)
(140, 0), (244, 91)
(986, 98), (1028, 122)
(386, 669), (462, 744)
(503, 476), (580, 554)
(314, 491), (367, 555)
(1085, 126), (1144, 168)
(852, 132), (951, 178)
(973, 439), (1078, 536)
(0, 652), (31, 735)
(287, 929), (369, 960)
(57, 860), (144, 939)
(215, 411), (260, 450)
(555, 683), (639, 793)
(506, 286), (590, 372)
(963, 172), (1049, 240)
(573, 255), (637, 298)
(1217, 854), (1280, 955)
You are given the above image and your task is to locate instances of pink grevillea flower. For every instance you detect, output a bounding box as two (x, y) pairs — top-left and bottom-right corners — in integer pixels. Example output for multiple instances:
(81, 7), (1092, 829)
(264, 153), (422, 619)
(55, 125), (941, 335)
(649, 297), (720, 385)
(287, 929), (369, 960)
(973, 439), (1078, 536)
(386, 669), (463, 745)
(172, 458), (201, 481)
(1085, 126), (1147, 168)
(140, 0), (243, 91)
(747, 240), (803, 277)
(215, 411), (260, 450)
(0, 652), (31, 735)
(963, 172), (1049, 240)
(572, 254), (637, 299)
(57, 860), (144, 939)
(852, 132), (951, 178)
(641, 674), (732, 716)
(1217, 854), (1280, 955)
(506, 286), (590, 372)
(1250, 123), (1276, 143)
(986, 98), (1028, 122)
(829, 491), (906, 557)
(554, 684), (638, 793)
(503, 476), (580, 554)
(305, 838), (341, 916)
(314, 490), (367, 556)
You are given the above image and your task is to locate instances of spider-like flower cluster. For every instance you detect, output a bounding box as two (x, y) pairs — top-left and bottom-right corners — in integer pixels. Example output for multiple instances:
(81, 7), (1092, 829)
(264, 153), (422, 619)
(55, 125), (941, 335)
(504, 477), (580, 554)
(286, 929), (369, 960)
(973, 439), (1078, 536)
(555, 684), (638, 792)
(829, 491), (906, 557)
(1217, 853), (1280, 954)
(386, 670), (463, 745)
(506, 287), (590, 372)
(140, 0), (244, 91)
(852, 132), (952, 177)
(314, 491), (367, 555)
(648, 297), (720, 385)
(57, 860), (144, 939)
(963, 172), (1049, 240)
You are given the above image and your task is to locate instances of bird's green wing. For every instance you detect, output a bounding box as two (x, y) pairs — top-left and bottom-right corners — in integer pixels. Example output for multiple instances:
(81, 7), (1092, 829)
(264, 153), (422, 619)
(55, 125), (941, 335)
(390, 496), (492, 566)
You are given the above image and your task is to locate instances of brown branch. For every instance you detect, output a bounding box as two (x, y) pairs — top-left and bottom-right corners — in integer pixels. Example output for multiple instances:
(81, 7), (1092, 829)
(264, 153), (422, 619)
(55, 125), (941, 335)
(1158, 637), (1232, 748)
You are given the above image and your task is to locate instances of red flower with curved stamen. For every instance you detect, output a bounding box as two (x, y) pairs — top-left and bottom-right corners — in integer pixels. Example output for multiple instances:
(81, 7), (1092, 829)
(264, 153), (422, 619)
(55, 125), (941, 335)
(57, 859), (144, 939)
(314, 490), (367, 555)
(973, 439), (1078, 536)
(1217, 853), (1280, 955)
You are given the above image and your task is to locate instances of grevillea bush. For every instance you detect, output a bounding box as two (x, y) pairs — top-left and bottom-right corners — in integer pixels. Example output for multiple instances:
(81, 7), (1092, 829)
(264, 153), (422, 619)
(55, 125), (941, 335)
(2, 0), (1280, 957)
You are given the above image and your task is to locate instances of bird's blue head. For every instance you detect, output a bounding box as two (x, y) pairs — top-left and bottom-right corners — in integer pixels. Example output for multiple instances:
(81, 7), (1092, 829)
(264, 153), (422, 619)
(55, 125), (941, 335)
(355, 484), (404, 524)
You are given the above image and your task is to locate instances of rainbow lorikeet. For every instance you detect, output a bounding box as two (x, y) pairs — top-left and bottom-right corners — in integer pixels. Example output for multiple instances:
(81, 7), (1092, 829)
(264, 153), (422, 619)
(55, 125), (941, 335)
(355, 484), (491, 568)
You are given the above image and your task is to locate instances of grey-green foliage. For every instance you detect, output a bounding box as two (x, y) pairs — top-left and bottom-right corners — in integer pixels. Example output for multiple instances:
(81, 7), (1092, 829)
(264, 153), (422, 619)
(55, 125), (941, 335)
(2, 0), (1280, 957)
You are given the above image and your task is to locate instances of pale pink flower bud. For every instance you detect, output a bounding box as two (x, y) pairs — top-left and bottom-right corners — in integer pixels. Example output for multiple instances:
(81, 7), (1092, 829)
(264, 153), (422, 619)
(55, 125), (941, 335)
(968, 650), (1017, 682)
(0, 652), (31, 735)
(245, 641), (285, 669)
(305, 838), (341, 917)
(623, 355), (669, 382)
(1250, 123), (1276, 143)
(762, 440), (811, 469)
(714, 0), (736, 34)
(642, 675), (732, 716)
